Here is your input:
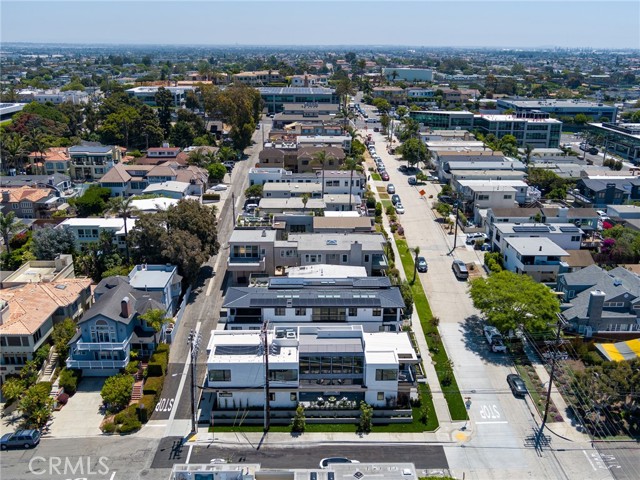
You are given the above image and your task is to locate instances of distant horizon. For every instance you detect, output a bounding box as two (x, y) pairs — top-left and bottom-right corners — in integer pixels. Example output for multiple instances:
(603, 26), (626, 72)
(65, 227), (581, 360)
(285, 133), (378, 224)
(1, 1), (638, 49)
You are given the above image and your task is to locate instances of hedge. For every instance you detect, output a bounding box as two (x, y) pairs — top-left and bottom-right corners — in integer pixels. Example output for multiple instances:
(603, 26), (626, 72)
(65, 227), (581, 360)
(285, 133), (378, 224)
(137, 394), (157, 423)
(147, 346), (169, 377)
(59, 369), (79, 396)
(114, 404), (138, 425)
(142, 376), (164, 398)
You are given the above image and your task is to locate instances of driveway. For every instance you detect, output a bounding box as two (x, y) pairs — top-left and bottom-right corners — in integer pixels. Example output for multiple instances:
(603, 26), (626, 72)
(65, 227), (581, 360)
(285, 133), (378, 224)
(49, 377), (106, 438)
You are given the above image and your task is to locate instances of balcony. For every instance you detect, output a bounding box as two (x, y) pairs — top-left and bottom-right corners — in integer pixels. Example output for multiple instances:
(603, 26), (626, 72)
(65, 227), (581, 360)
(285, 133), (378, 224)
(227, 256), (266, 272)
(72, 337), (131, 352)
(66, 359), (129, 369)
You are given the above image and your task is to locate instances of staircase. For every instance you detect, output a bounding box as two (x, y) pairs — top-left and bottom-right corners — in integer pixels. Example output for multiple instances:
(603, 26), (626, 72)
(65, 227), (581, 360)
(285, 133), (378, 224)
(129, 362), (147, 404)
(38, 348), (59, 383)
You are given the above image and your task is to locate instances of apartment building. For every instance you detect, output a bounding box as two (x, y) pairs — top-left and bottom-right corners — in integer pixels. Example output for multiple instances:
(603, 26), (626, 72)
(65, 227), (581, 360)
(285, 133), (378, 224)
(223, 276), (404, 332)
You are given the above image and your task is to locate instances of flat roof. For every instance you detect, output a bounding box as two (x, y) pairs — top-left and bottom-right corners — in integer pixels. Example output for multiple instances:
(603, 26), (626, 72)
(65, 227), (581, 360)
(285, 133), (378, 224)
(259, 198), (325, 210)
(287, 264), (367, 278)
(230, 229), (277, 243)
(504, 236), (569, 256)
(475, 114), (562, 123)
(129, 269), (174, 290)
(263, 182), (320, 193)
(457, 179), (528, 187)
(143, 181), (189, 193)
(288, 233), (385, 251)
(495, 222), (583, 235)
(259, 87), (335, 95)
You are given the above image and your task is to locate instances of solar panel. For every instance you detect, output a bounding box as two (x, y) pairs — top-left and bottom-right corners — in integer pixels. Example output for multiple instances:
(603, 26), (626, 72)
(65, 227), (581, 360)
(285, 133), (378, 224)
(512, 226), (550, 233)
(559, 226), (581, 233)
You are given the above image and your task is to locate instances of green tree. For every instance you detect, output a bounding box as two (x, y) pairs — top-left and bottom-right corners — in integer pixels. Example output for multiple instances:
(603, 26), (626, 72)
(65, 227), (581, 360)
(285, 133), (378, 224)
(341, 157), (358, 211)
(0, 211), (23, 268)
(140, 308), (172, 344)
(107, 196), (138, 264)
(31, 227), (75, 260)
(101, 374), (134, 412)
(301, 193), (310, 212)
(169, 121), (196, 148)
(469, 270), (560, 334)
(245, 184), (263, 198)
(72, 185), (112, 217)
(1, 132), (28, 173)
(291, 404), (306, 433)
(207, 162), (228, 183)
(398, 118), (420, 142)
(19, 382), (54, 428)
(358, 401), (373, 434)
(51, 318), (77, 360)
(311, 150), (330, 196)
(161, 229), (208, 284)
(372, 98), (392, 115)
(399, 137), (428, 167)
(1, 377), (25, 404)
(411, 246), (421, 284)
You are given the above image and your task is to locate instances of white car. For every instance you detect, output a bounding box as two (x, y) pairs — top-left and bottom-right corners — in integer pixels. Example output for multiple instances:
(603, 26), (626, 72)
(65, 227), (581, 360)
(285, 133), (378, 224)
(395, 203), (405, 214)
(208, 184), (228, 192)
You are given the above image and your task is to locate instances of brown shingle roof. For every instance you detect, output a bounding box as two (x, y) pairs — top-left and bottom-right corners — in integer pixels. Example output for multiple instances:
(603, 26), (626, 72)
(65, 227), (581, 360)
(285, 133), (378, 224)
(100, 163), (132, 183)
(2, 186), (52, 204)
(28, 147), (69, 162)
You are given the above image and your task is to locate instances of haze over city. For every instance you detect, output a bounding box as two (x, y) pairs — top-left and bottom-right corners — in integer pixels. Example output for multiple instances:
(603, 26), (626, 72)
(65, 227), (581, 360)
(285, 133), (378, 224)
(1, 1), (639, 49)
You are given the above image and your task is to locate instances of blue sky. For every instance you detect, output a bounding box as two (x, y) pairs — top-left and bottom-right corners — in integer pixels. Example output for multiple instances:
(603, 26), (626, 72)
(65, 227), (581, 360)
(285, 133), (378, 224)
(1, 1), (638, 48)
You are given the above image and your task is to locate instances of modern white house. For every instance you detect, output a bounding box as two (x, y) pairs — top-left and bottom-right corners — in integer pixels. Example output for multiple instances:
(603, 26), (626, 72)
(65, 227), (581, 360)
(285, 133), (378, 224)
(205, 325), (418, 424)
(490, 223), (584, 253)
(223, 276), (404, 332)
(248, 168), (366, 198)
(59, 218), (136, 251)
(502, 237), (570, 283)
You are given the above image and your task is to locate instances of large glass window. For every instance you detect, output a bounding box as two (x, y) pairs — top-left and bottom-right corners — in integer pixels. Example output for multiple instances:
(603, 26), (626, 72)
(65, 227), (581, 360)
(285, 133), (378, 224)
(268, 369), (298, 381)
(375, 369), (398, 381)
(232, 245), (259, 258)
(209, 369), (232, 382)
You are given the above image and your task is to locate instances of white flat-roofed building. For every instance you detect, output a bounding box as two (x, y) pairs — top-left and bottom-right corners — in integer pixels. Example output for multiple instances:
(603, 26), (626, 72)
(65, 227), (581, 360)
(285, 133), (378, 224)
(205, 325), (418, 418)
(455, 179), (529, 204)
(128, 197), (179, 213)
(248, 168), (365, 198)
(263, 182), (322, 199)
(382, 67), (433, 83)
(287, 264), (367, 278)
(497, 98), (617, 123)
(126, 86), (195, 106)
(59, 217), (136, 251)
(502, 237), (570, 283)
(491, 223), (583, 253)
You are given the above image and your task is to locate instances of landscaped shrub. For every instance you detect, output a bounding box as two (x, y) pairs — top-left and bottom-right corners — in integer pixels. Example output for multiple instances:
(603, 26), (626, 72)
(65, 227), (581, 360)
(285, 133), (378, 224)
(583, 351), (604, 366)
(118, 417), (142, 434)
(137, 394), (157, 423)
(114, 404), (138, 424)
(147, 346), (169, 377)
(124, 360), (140, 375)
(202, 193), (221, 201)
(101, 421), (117, 434)
(59, 369), (79, 396)
(142, 376), (164, 399)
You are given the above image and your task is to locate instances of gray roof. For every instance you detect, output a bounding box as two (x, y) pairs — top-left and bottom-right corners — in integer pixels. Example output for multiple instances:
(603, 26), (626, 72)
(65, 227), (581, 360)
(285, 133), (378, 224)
(288, 233), (385, 252)
(560, 266), (640, 321)
(0, 173), (70, 188)
(68, 145), (113, 154)
(223, 277), (404, 309)
(79, 282), (164, 325)
(579, 178), (640, 192)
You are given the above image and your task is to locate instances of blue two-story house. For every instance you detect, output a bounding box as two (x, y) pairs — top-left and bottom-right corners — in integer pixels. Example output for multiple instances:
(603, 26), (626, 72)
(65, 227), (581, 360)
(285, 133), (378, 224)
(66, 283), (166, 376)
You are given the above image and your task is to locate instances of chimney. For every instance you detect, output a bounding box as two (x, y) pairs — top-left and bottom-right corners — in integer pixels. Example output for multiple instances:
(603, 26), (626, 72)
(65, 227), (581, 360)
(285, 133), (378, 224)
(587, 290), (606, 323)
(2, 191), (10, 203)
(121, 297), (131, 318)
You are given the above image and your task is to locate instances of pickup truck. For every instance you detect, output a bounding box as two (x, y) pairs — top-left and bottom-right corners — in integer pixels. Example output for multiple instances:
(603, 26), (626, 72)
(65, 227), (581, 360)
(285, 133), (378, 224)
(484, 325), (507, 353)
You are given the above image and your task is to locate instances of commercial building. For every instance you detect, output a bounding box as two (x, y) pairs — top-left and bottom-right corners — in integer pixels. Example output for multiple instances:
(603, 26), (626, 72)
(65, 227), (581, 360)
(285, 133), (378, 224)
(259, 87), (339, 114)
(223, 276), (404, 331)
(205, 325), (418, 422)
(232, 70), (284, 86)
(125, 86), (195, 106)
(410, 110), (563, 148)
(497, 98), (617, 123)
(585, 123), (640, 164)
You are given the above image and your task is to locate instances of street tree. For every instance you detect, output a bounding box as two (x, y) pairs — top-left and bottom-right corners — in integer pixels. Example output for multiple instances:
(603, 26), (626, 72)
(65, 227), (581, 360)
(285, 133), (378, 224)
(399, 137), (428, 167)
(161, 229), (208, 284)
(372, 98), (392, 115)
(469, 270), (560, 334)
(31, 226), (75, 260)
(244, 184), (263, 198)
(411, 246), (421, 284)
(341, 157), (358, 210)
(1, 377), (25, 404)
(166, 199), (219, 257)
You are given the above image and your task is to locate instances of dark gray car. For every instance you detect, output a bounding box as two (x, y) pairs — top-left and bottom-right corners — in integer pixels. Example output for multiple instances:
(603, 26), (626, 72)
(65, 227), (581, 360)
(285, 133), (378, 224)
(0, 429), (40, 450)
(507, 374), (528, 397)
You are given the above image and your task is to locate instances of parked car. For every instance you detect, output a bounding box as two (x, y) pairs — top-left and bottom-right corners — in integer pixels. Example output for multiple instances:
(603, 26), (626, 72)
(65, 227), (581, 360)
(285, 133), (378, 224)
(589, 147), (599, 155)
(408, 176), (417, 185)
(466, 233), (487, 245)
(380, 171), (390, 181)
(208, 184), (228, 192)
(416, 256), (428, 272)
(1, 430), (40, 450)
(507, 374), (528, 397)
(398, 165), (408, 173)
(319, 458), (360, 469)
(452, 259), (469, 280)
(395, 203), (405, 214)
(391, 194), (401, 205)
(387, 183), (396, 194)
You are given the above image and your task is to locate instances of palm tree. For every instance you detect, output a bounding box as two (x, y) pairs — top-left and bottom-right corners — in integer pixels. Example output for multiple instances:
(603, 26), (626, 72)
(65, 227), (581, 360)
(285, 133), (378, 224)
(311, 150), (329, 196)
(411, 246), (421, 284)
(1, 133), (27, 174)
(107, 196), (139, 264)
(522, 144), (534, 166)
(140, 308), (173, 345)
(301, 193), (310, 212)
(0, 212), (22, 268)
(341, 157), (358, 211)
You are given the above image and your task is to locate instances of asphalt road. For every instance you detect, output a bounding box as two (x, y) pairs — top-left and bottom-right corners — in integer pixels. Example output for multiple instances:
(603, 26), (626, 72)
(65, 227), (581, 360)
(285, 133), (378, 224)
(151, 436), (449, 470)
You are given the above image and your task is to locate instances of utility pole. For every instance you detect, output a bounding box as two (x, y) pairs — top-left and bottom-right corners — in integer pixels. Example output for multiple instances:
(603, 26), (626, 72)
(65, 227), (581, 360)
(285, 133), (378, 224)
(232, 192), (236, 227)
(188, 329), (202, 436)
(451, 195), (461, 252)
(261, 321), (271, 433)
(535, 318), (563, 451)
